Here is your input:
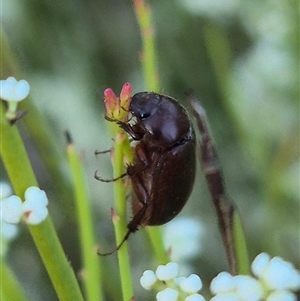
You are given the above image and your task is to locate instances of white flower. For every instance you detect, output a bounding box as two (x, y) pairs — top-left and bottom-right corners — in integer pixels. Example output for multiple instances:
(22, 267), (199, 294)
(211, 253), (300, 301)
(156, 262), (179, 281)
(24, 187), (48, 206)
(267, 290), (297, 301)
(22, 187), (49, 225)
(251, 252), (271, 277)
(156, 288), (178, 301)
(141, 262), (205, 300)
(179, 274), (203, 294)
(233, 275), (264, 301)
(0, 220), (19, 240)
(0, 77), (30, 102)
(185, 294), (205, 301)
(1, 196), (23, 224)
(0, 186), (49, 226)
(0, 182), (12, 200)
(261, 256), (300, 291)
(23, 201), (48, 225)
(210, 272), (235, 294)
(140, 270), (157, 290)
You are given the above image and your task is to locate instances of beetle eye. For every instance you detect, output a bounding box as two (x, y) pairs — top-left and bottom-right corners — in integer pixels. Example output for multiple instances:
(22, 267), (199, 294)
(139, 112), (151, 119)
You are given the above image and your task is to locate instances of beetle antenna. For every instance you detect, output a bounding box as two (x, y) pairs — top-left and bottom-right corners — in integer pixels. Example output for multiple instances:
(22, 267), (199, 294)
(98, 229), (132, 256)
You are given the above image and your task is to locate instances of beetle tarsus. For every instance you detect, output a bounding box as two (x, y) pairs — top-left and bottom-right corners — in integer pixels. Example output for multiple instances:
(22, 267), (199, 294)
(94, 171), (127, 182)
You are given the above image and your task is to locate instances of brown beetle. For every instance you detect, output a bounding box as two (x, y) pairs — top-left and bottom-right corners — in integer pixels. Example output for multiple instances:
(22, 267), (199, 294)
(100, 92), (196, 255)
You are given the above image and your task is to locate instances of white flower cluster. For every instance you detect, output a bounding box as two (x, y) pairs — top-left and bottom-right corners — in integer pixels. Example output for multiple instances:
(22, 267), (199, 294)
(210, 253), (300, 301)
(140, 262), (205, 301)
(140, 254), (300, 301)
(1, 185), (49, 226)
(0, 76), (30, 119)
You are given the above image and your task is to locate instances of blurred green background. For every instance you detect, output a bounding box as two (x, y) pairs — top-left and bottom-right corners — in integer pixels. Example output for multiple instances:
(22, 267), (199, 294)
(2, 0), (299, 300)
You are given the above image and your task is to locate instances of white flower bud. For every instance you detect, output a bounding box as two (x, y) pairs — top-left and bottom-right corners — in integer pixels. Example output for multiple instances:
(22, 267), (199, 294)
(1, 196), (23, 224)
(156, 262), (179, 281)
(266, 290), (297, 301)
(140, 270), (157, 290)
(251, 252), (271, 277)
(210, 272), (234, 294)
(179, 274), (202, 293)
(0, 77), (30, 102)
(262, 256), (300, 290)
(156, 288), (178, 301)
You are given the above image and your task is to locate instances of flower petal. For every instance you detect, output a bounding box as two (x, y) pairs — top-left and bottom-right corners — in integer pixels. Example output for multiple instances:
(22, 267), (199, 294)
(140, 270), (157, 290)
(179, 274), (202, 294)
(156, 262), (179, 281)
(0, 196), (23, 224)
(24, 206), (48, 225)
(156, 288), (178, 301)
(210, 272), (234, 294)
(251, 252), (271, 277)
(24, 187), (48, 206)
(0, 77), (30, 102)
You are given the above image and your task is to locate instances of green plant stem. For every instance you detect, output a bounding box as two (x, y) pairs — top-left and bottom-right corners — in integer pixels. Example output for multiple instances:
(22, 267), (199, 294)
(66, 139), (103, 301)
(112, 132), (134, 301)
(146, 227), (169, 264)
(133, 0), (159, 92)
(0, 259), (29, 301)
(0, 105), (84, 301)
(233, 212), (250, 275)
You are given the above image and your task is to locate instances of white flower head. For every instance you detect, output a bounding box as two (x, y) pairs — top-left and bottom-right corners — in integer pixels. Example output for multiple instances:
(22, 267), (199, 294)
(185, 294), (205, 301)
(0, 182), (12, 200)
(0, 77), (30, 102)
(0, 196), (23, 224)
(0, 220), (19, 240)
(179, 274), (203, 294)
(24, 186), (48, 206)
(141, 262), (205, 301)
(156, 262), (179, 281)
(156, 288), (178, 301)
(261, 256), (300, 291)
(267, 290), (297, 301)
(22, 187), (49, 225)
(251, 252), (271, 277)
(210, 272), (234, 294)
(0, 186), (48, 226)
(140, 270), (157, 290)
(233, 275), (264, 301)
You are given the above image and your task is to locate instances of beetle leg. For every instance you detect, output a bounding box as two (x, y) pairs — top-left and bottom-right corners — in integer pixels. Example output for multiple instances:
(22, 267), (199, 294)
(117, 121), (143, 140)
(94, 170), (127, 182)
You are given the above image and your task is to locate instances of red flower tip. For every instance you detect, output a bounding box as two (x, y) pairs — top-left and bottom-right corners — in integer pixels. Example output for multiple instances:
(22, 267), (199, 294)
(120, 82), (132, 111)
(104, 88), (118, 117)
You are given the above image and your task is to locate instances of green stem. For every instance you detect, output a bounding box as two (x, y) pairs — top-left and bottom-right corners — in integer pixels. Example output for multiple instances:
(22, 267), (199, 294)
(133, 0), (159, 92)
(66, 137), (103, 301)
(146, 227), (169, 264)
(0, 259), (29, 301)
(233, 212), (250, 275)
(0, 105), (84, 300)
(112, 132), (134, 301)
